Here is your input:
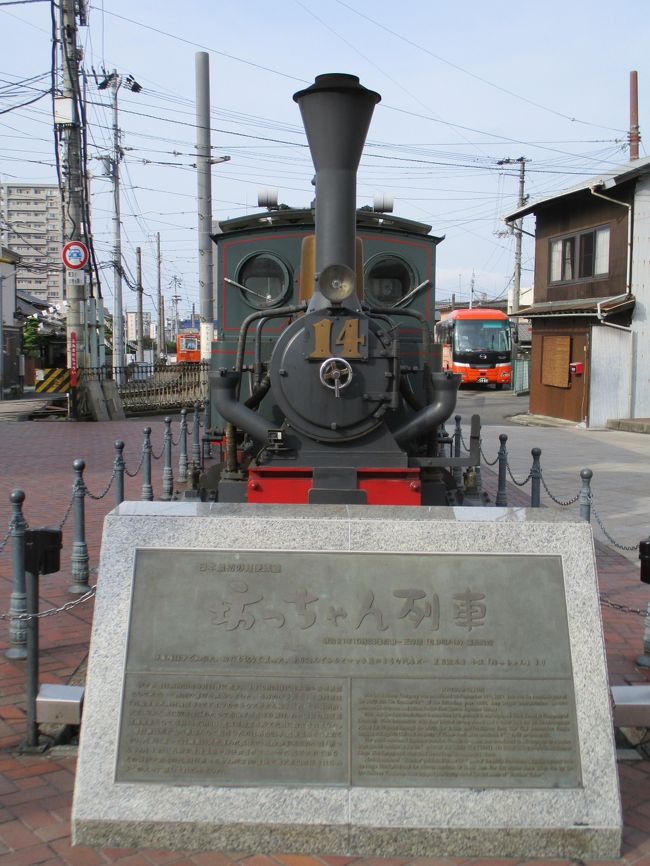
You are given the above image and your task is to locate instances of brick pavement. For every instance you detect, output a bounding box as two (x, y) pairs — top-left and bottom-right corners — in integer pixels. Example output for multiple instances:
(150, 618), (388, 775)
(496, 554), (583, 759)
(1, 419), (650, 866)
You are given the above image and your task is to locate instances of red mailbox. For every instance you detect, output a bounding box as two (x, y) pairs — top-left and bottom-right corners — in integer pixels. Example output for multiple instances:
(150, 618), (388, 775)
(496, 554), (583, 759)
(569, 361), (584, 376)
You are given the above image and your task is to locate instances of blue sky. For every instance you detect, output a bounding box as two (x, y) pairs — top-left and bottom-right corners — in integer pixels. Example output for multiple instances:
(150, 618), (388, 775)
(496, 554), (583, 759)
(2, 0), (648, 319)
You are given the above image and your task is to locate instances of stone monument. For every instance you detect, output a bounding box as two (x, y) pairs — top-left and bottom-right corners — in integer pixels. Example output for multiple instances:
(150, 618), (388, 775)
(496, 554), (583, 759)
(72, 502), (621, 858)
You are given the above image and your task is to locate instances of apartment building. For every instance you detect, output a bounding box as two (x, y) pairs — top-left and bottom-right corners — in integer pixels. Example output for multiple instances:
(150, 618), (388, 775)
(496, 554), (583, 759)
(0, 183), (63, 303)
(126, 310), (154, 343)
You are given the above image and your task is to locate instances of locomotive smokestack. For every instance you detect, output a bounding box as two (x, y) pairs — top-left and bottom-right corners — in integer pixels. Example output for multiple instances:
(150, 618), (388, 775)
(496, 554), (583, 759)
(294, 73), (380, 310)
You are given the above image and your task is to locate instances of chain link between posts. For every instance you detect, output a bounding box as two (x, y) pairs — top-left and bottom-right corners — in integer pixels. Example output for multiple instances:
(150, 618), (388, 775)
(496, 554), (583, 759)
(85, 472), (115, 501)
(151, 444), (164, 461)
(591, 500), (640, 552)
(479, 443), (499, 466)
(0, 527), (11, 554)
(57, 491), (75, 530)
(599, 592), (647, 617)
(506, 463), (532, 487)
(0, 586), (97, 621)
(539, 473), (580, 507)
(124, 452), (145, 478)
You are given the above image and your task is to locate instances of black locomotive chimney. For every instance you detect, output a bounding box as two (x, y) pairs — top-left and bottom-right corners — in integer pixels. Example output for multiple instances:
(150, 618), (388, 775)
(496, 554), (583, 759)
(294, 73), (380, 310)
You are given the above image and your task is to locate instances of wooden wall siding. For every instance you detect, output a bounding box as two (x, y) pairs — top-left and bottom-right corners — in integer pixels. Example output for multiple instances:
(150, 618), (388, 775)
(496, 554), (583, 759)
(530, 321), (589, 422)
(533, 188), (632, 304)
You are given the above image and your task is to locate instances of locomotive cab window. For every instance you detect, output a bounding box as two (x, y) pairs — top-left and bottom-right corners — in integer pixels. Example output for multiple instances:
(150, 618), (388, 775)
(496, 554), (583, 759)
(364, 255), (415, 305)
(236, 252), (291, 309)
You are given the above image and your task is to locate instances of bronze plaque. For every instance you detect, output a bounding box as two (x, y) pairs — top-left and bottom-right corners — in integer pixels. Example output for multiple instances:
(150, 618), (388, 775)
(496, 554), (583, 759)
(115, 550), (581, 788)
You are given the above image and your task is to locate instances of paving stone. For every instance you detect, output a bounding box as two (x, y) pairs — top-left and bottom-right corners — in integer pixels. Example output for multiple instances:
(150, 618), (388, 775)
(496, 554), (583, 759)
(0, 418), (649, 865)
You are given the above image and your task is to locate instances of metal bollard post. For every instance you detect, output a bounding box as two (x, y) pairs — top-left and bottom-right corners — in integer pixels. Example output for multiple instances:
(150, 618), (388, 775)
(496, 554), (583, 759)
(69, 459), (90, 594)
(192, 401), (201, 468)
(203, 397), (212, 460)
(530, 447), (542, 508)
(6, 489), (27, 660)
(114, 440), (125, 506)
(142, 427), (153, 501)
(453, 415), (463, 487)
(25, 567), (39, 748)
(495, 433), (508, 507)
(178, 409), (188, 483)
(162, 417), (174, 501)
(636, 602), (650, 668)
(578, 468), (593, 522)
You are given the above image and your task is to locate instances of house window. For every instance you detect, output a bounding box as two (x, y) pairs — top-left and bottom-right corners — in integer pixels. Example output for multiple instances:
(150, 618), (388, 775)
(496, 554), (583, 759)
(549, 227), (610, 283)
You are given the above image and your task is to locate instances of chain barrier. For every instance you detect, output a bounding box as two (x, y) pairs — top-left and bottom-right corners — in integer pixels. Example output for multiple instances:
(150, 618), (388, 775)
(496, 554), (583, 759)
(457, 427), (641, 553)
(57, 491), (75, 530)
(591, 501), (640, 552)
(124, 452), (145, 478)
(479, 444), (499, 466)
(151, 444), (164, 461)
(506, 462), (532, 487)
(0, 526), (12, 554)
(0, 585), (96, 621)
(85, 471), (115, 501)
(599, 592), (646, 617)
(171, 434), (180, 447)
(539, 473), (580, 507)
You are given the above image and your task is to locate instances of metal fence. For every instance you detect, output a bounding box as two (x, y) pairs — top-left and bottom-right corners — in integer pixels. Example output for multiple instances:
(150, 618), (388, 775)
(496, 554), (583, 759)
(513, 358), (530, 395)
(81, 362), (210, 414)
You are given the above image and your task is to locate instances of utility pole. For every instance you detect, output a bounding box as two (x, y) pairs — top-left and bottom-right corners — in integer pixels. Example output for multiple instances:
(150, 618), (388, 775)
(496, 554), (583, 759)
(109, 72), (124, 379)
(135, 246), (144, 363)
(629, 70), (641, 161)
(170, 274), (182, 342)
(498, 157), (528, 314)
(57, 0), (86, 416)
(469, 270), (475, 309)
(156, 232), (165, 359)
(97, 71), (141, 379)
(196, 52), (230, 368)
(196, 52), (213, 365)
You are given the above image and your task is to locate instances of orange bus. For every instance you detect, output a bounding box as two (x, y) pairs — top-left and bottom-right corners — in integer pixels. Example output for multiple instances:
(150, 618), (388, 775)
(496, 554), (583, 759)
(435, 308), (512, 389)
(176, 331), (201, 363)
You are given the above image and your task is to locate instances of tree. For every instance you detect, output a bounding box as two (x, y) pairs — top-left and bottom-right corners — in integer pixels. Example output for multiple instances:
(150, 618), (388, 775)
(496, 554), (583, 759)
(22, 317), (42, 359)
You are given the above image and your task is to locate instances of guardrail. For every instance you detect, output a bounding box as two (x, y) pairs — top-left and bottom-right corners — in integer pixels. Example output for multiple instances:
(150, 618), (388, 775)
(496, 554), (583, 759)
(81, 362), (210, 414)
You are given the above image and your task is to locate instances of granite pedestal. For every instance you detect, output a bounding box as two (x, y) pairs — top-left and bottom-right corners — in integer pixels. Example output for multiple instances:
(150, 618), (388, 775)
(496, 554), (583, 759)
(72, 502), (621, 858)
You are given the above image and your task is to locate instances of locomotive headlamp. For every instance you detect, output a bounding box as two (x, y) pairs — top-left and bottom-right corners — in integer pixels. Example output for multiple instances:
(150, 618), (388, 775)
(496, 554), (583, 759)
(318, 264), (356, 304)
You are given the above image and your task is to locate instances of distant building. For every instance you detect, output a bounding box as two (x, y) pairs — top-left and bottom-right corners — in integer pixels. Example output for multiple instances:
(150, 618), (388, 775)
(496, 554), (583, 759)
(0, 183), (63, 303)
(0, 247), (23, 392)
(126, 310), (154, 342)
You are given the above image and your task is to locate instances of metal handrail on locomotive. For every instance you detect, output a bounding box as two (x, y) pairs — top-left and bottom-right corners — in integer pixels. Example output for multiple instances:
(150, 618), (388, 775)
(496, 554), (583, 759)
(206, 73), (483, 507)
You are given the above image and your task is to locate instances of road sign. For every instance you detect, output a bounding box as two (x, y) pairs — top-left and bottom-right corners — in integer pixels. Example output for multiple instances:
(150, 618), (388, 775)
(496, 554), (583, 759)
(62, 241), (89, 270)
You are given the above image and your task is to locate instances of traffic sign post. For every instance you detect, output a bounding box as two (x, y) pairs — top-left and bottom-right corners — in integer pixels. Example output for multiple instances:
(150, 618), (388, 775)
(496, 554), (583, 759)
(62, 241), (88, 420)
(62, 241), (89, 271)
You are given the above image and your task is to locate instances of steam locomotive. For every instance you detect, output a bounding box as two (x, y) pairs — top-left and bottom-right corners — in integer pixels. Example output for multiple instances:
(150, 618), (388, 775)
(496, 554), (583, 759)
(205, 73), (482, 507)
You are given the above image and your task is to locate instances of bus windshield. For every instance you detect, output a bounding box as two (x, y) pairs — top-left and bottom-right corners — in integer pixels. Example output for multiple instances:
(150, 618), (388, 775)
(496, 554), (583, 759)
(453, 320), (511, 354)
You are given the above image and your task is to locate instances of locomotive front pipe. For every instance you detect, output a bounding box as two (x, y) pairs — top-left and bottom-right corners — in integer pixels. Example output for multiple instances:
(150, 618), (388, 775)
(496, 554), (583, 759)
(210, 370), (274, 447)
(393, 372), (462, 447)
(294, 74), (380, 313)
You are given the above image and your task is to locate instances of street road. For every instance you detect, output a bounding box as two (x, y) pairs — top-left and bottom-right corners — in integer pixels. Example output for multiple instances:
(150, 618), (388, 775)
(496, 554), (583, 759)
(453, 385), (529, 427)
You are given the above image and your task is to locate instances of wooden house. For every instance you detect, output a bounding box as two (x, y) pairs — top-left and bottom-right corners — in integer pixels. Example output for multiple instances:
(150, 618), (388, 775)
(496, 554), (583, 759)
(505, 157), (650, 426)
